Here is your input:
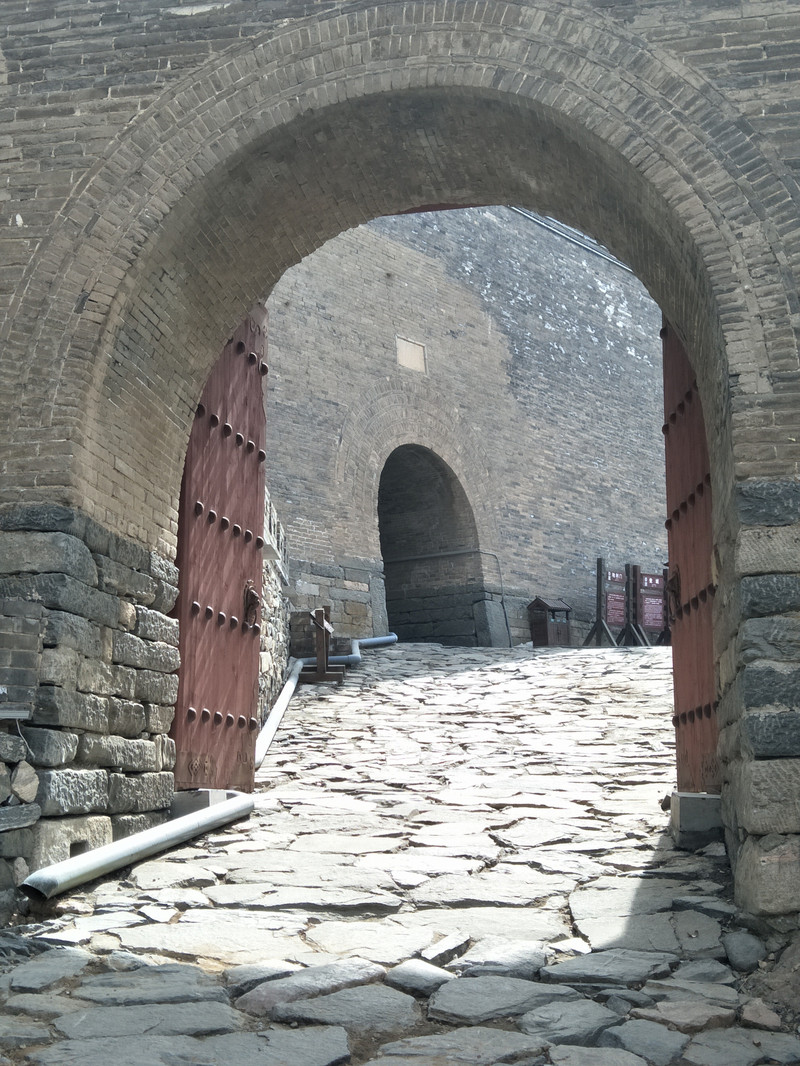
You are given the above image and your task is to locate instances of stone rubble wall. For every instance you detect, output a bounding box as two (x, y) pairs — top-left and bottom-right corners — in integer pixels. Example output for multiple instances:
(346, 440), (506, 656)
(0, 506), (179, 892)
(258, 556), (291, 717)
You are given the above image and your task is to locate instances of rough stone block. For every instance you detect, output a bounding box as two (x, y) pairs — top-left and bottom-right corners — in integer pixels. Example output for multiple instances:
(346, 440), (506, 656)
(149, 552), (179, 588)
(670, 792), (723, 850)
(21, 726), (79, 768)
(0, 531), (98, 585)
(107, 771), (173, 813)
(77, 658), (136, 699)
(108, 697), (147, 738)
(736, 478), (800, 527)
(0, 803), (41, 833)
(42, 610), (105, 659)
(734, 834), (800, 915)
(741, 663), (800, 711)
(152, 581), (179, 613)
(736, 525), (800, 576)
(111, 810), (170, 840)
(112, 631), (180, 673)
(0, 827), (33, 858)
(40, 645), (80, 687)
(11, 760), (39, 802)
(36, 768), (109, 816)
(154, 734), (176, 771)
(0, 763), (11, 803)
(741, 575), (800, 619)
(95, 555), (157, 604)
(731, 758), (800, 834)
(0, 574), (120, 628)
(134, 607), (179, 647)
(740, 709), (800, 758)
(77, 734), (159, 772)
(29, 814), (113, 870)
(134, 669), (179, 705)
(145, 703), (175, 733)
(0, 732), (26, 762)
(33, 687), (109, 733)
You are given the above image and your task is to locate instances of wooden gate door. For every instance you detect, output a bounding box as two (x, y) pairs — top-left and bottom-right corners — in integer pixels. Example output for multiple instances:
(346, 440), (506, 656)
(171, 309), (269, 792)
(661, 319), (719, 792)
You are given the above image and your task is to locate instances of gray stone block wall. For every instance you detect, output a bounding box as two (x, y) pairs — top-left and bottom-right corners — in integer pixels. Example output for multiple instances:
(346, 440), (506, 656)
(0, 507), (180, 880)
(266, 208), (668, 644)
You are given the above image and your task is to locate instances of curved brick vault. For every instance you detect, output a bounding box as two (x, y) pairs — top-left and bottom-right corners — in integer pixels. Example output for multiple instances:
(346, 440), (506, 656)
(1, 0), (800, 913)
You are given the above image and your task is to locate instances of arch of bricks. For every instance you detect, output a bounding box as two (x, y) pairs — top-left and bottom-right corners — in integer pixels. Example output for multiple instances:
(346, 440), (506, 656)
(333, 381), (502, 561)
(0, 1), (799, 913)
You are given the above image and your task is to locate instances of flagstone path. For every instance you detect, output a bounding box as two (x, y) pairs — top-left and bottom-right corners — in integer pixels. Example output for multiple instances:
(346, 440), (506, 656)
(1, 643), (798, 1065)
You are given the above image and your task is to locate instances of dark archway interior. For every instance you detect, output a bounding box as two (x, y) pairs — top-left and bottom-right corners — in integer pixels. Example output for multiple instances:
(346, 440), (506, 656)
(378, 444), (497, 646)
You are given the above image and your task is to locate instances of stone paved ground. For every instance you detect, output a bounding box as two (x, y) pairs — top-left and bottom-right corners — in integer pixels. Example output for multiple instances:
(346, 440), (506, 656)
(2, 644), (800, 1065)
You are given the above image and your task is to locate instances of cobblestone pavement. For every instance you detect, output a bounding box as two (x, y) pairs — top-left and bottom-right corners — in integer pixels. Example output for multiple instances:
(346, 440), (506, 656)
(2, 644), (800, 1065)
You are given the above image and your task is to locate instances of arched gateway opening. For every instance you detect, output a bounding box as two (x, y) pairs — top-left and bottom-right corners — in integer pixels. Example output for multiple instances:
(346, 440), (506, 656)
(4, 3), (799, 912)
(378, 445), (489, 647)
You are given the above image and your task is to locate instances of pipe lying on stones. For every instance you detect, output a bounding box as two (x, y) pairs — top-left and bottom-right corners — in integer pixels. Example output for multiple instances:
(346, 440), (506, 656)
(21, 789), (254, 902)
(254, 633), (398, 769)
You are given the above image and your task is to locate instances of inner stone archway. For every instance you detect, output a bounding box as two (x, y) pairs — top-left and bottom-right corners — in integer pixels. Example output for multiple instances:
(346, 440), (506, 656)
(378, 444), (496, 646)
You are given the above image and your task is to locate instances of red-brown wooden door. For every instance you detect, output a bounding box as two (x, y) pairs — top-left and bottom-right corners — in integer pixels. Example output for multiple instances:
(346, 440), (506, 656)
(171, 309), (269, 791)
(661, 319), (719, 792)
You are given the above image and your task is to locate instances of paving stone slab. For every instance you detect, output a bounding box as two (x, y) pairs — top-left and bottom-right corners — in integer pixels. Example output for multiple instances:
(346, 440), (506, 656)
(597, 1019), (690, 1065)
(224, 959), (302, 997)
(630, 998), (735, 1033)
(386, 958), (454, 996)
(236, 957), (385, 1016)
(5, 992), (92, 1016)
(9, 948), (92, 991)
(74, 962), (228, 1004)
(679, 1027), (800, 1066)
(27, 1029), (351, 1066)
(640, 978), (740, 1008)
(53, 1000), (244, 1039)
(429, 975), (581, 1024)
(671, 959), (736, 985)
(549, 1047), (649, 1066)
(447, 937), (546, 979)
(272, 982), (421, 1034)
(569, 878), (689, 922)
(541, 949), (677, 987)
(0, 1015), (52, 1049)
(517, 998), (621, 1044)
(365, 1025), (549, 1063)
(302, 919), (436, 965)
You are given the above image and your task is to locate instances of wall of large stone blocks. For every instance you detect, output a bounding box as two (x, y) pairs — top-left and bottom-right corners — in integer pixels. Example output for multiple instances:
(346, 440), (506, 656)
(264, 207), (668, 646)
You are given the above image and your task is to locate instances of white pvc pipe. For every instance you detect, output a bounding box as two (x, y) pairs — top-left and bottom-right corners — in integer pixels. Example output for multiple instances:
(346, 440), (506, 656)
(21, 790), (254, 901)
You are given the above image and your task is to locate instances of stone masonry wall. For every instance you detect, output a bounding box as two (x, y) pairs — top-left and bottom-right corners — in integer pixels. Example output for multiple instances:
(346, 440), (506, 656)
(265, 207), (668, 647)
(0, 505), (179, 889)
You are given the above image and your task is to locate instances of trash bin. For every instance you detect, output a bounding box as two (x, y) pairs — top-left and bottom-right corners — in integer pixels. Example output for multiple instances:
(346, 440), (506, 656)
(527, 597), (572, 647)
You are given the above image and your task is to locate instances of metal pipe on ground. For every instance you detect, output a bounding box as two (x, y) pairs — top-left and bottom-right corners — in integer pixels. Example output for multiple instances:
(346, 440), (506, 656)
(254, 633), (398, 769)
(21, 789), (254, 902)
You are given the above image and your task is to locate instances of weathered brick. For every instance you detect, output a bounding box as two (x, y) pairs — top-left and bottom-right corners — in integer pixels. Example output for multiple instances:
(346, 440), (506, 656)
(33, 687), (109, 733)
(134, 606), (179, 647)
(76, 733), (159, 772)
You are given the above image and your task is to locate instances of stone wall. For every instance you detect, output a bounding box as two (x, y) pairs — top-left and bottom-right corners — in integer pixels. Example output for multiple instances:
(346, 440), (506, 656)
(265, 207), (667, 646)
(0, 506), (179, 886)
